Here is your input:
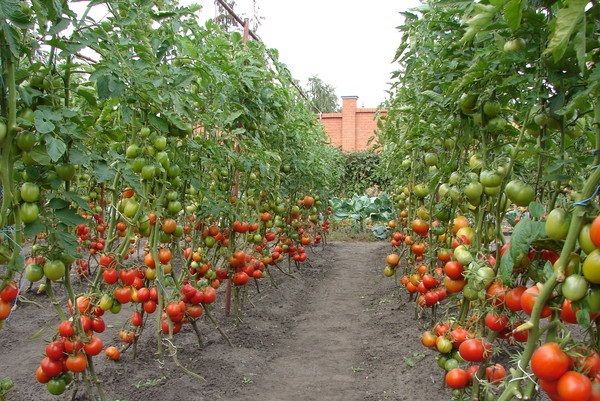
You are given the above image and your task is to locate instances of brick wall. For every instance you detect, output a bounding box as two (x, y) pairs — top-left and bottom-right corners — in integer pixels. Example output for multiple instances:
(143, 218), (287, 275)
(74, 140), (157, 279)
(320, 96), (385, 152)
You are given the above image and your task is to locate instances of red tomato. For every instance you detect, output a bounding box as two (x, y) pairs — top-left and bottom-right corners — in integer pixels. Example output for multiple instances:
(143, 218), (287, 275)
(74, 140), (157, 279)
(45, 341), (65, 361)
(484, 313), (509, 332)
(531, 343), (571, 381)
(58, 321), (75, 337)
(459, 338), (490, 362)
(83, 336), (104, 356)
(485, 364), (506, 384)
(40, 357), (63, 378)
(557, 371), (592, 401)
(505, 286), (526, 311)
(520, 286), (552, 318)
(450, 327), (469, 348)
(443, 260), (464, 280)
(590, 216), (600, 248)
(445, 368), (470, 389)
(0, 281), (18, 302)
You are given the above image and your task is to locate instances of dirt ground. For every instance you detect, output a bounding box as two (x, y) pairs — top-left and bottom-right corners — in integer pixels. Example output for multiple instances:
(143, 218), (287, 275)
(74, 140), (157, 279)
(0, 242), (449, 401)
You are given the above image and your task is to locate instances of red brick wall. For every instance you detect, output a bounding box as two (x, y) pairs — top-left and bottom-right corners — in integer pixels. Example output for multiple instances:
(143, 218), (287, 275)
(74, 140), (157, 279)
(321, 113), (342, 148)
(319, 96), (385, 152)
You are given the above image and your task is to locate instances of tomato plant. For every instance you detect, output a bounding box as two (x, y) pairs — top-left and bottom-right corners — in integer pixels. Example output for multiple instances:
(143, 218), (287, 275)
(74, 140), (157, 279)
(378, 0), (600, 399)
(0, 1), (341, 399)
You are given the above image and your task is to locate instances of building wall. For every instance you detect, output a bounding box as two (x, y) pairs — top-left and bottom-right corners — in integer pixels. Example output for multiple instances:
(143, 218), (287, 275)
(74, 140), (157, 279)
(320, 96), (385, 152)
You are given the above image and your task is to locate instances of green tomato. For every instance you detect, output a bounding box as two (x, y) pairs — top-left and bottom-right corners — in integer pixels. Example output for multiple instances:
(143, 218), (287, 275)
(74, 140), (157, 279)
(173, 226), (183, 238)
(487, 117), (508, 134)
(579, 224), (598, 255)
(468, 154), (483, 171)
(166, 190), (179, 202)
(141, 165), (156, 180)
(167, 200), (182, 215)
(584, 288), (600, 313)
(204, 236), (216, 248)
(55, 164), (76, 181)
(110, 302), (122, 314)
(139, 127), (151, 137)
(503, 38), (526, 52)
(424, 153), (438, 166)
(545, 208), (571, 240)
(458, 93), (477, 114)
(505, 179), (534, 207)
(464, 182), (483, 200)
(123, 199), (139, 218)
(46, 378), (66, 395)
(561, 275), (589, 301)
(479, 170), (502, 187)
(483, 101), (501, 117)
(444, 358), (459, 371)
(19, 202), (39, 224)
(167, 165), (181, 178)
(462, 285), (479, 301)
(156, 151), (170, 168)
(43, 260), (66, 281)
(20, 182), (40, 202)
(99, 294), (113, 311)
(582, 249), (600, 284)
(125, 144), (140, 158)
(436, 337), (453, 353)
(25, 264), (44, 282)
(130, 157), (145, 173)
(413, 184), (429, 198)
(16, 131), (36, 151)
(437, 356), (448, 369)
(153, 136), (167, 151)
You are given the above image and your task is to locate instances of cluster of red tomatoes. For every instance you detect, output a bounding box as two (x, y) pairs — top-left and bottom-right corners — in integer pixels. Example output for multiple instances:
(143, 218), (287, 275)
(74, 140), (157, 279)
(35, 297), (106, 395)
(0, 281), (18, 323)
(531, 342), (599, 401)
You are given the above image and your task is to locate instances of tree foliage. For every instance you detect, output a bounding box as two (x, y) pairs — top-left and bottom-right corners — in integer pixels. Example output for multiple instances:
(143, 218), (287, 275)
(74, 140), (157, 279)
(304, 75), (339, 113)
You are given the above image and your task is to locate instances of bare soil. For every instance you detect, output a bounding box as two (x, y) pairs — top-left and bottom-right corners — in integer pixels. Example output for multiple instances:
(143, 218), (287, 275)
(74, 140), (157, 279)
(0, 242), (448, 401)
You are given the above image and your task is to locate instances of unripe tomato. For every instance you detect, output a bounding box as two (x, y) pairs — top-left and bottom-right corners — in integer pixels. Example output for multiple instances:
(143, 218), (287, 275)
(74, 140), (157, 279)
(26, 264), (44, 282)
(582, 249), (600, 284)
(43, 260), (66, 281)
(580, 224), (598, 254)
(545, 208), (571, 240)
(19, 202), (39, 224)
(562, 274), (589, 301)
(20, 182), (40, 203)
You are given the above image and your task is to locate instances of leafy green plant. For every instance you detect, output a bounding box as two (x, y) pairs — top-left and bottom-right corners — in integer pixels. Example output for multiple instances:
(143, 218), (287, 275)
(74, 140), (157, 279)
(330, 194), (393, 233)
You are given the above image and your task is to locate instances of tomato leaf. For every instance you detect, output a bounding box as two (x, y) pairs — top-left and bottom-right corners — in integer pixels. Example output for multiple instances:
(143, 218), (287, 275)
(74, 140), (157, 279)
(23, 219), (46, 238)
(93, 161), (116, 183)
(55, 207), (87, 226)
(544, 0), (587, 62)
(48, 198), (68, 210)
(499, 217), (545, 284)
(64, 192), (91, 212)
(45, 136), (67, 162)
(576, 308), (591, 329)
(504, 0), (523, 31)
(149, 114), (169, 133)
(573, 15), (586, 74)
(528, 201), (544, 219)
(34, 110), (55, 134)
(29, 145), (52, 166)
(54, 230), (79, 258)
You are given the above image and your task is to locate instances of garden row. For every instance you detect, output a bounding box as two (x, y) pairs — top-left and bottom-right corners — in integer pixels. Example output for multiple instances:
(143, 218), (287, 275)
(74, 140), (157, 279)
(378, 1), (599, 400)
(0, 1), (340, 399)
